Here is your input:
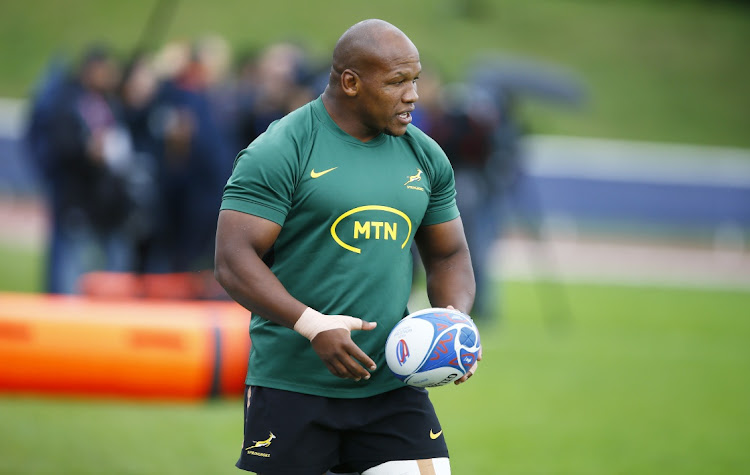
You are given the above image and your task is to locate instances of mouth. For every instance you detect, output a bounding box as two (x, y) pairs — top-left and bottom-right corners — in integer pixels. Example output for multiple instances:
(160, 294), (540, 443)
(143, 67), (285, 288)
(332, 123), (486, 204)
(397, 111), (413, 125)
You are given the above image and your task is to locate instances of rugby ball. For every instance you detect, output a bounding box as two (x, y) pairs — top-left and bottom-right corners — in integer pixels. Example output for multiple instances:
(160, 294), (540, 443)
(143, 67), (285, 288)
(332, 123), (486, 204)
(385, 308), (481, 388)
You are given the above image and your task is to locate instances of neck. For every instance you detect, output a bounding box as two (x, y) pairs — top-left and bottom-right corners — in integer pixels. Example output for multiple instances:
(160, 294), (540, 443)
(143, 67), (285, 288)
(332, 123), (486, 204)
(321, 89), (377, 143)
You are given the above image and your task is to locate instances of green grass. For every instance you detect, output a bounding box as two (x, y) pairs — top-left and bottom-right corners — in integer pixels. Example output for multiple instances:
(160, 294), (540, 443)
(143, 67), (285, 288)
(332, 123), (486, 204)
(433, 282), (750, 473)
(0, 398), (240, 475)
(1, 0), (749, 147)
(1, 281), (749, 474)
(0, 242), (43, 293)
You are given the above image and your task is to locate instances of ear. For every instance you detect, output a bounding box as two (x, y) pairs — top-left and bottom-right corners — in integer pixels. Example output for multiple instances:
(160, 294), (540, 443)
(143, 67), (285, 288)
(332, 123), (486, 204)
(341, 69), (359, 97)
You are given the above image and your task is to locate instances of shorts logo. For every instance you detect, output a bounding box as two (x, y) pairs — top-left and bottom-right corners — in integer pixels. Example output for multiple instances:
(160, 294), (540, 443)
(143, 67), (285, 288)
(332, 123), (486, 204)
(430, 429), (443, 439)
(245, 431), (275, 457)
(396, 339), (410, 366)
(330, 205), (412, 254)
(404, 168), (425, 191)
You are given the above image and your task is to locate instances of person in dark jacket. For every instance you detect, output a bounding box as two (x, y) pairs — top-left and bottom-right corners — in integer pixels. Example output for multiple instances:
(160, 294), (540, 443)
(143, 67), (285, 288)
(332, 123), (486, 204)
(40, 45), (137, 293)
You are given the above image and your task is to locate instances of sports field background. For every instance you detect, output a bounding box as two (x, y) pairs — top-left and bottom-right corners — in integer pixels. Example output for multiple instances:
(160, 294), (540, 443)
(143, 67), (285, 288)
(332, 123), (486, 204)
(1, 1), (749, 474)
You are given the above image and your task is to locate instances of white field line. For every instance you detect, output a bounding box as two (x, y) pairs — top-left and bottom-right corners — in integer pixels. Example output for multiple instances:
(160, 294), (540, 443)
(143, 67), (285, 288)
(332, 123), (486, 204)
(0, 198), (47, 248)
(493, 237), (750, 291)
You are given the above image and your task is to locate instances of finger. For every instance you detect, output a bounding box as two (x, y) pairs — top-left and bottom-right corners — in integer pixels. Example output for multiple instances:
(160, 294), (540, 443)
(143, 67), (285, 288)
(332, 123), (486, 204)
(327, 351), (370, 381)
(359, 320), (377, 331)
(338, 354), (371, 381)
(338, 315), (377, 332)
(327, 358), (355, 380)
(324, 360), (346, 379)
(346, 342), (377, 372)
(455, 362), (478, 385)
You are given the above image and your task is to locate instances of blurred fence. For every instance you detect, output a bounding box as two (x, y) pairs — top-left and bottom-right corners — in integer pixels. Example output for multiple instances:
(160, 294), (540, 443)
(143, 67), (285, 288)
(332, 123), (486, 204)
(516, 135), (750, 237)
(0, 99), (31, 195)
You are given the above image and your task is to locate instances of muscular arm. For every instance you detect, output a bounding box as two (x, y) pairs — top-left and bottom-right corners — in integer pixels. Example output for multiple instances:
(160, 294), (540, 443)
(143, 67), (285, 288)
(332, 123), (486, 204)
(214, 209), (306, 327)
(214, 209), (376, 380)
(414, 216), (476, 314)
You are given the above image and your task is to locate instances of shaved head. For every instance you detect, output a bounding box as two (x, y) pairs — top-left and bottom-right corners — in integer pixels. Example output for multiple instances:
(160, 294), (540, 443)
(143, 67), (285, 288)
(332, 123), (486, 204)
(323, 19), (421, 141)
(330, 19), (418, 82)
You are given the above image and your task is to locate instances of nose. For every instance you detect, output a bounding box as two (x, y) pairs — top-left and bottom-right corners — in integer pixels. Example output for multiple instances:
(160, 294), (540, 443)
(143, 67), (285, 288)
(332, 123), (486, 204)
(403, 81), (419, 103)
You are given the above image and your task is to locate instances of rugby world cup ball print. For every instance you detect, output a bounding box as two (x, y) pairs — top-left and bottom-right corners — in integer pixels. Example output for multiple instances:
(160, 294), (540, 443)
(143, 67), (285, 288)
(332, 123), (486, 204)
(385, 308), (481, 387)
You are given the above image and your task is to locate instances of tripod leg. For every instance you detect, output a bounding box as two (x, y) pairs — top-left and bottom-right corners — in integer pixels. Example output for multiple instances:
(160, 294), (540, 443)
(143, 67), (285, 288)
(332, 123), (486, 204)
(507, 174), (574, 331)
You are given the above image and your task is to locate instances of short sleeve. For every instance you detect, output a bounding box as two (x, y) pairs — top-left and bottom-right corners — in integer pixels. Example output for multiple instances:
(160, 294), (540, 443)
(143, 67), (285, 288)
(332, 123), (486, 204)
(220, 134), (299, 226)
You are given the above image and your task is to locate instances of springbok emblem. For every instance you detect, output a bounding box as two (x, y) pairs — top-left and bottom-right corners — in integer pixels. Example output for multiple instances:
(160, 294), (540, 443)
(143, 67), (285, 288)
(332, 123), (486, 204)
(246, 432), (276, 450)
(404, 169), (423, 186)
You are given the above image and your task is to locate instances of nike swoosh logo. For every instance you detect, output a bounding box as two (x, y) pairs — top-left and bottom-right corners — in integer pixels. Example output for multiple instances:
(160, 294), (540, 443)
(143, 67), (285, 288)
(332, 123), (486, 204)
(430, 429), (443, 439)
(310, 167), (337, 178)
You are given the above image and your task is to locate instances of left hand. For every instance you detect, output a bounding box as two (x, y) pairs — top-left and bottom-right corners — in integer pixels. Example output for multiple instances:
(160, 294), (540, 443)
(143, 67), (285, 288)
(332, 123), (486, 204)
(444, 305), (481, 385)
(455, 346), (481, 385)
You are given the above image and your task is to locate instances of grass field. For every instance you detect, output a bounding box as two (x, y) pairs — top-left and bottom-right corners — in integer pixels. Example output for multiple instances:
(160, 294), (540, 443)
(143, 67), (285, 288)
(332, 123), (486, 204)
(1, 0), (749, 148)
(0, 242), (43, 293)
(1, 281), (749, 474)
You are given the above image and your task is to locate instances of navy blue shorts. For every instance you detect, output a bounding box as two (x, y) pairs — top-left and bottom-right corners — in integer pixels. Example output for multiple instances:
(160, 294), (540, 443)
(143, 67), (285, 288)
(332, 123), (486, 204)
(236, 385), (449, 474)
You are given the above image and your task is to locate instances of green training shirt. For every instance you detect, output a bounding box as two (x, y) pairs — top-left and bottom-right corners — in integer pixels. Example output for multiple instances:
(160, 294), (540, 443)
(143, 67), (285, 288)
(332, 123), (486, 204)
(221, 96), (459, 398)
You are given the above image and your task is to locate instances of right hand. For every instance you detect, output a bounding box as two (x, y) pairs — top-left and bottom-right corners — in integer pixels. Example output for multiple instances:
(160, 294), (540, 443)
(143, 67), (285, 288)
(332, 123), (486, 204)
(294, 308), (378, 381)
(311, 328), (377, 381)
(311, 325), (378, 381)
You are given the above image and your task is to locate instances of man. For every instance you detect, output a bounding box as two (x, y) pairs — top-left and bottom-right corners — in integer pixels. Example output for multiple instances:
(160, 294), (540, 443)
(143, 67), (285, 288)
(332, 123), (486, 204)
(215, 19), (477, 475)
(40, 46), (136, 294)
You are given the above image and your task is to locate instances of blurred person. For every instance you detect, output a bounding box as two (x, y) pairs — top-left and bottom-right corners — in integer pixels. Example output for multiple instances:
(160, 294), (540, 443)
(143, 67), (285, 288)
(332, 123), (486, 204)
(194, 34), (233, 89)
(214, 19), (477, 475)
(253, 41), (318, 112)
(408, 68), (443, 132)
(427, 82), (512, 322)
(33, 45), (138, 294)
(149, 40), (229, 273)
(24, 55), (68, 189)
(118, 53), (166, 273)
(456, 54), (584, 323)
(193, 34), (238, 180)
(406, 68), (445, 289)
(234, 41), (319, 148)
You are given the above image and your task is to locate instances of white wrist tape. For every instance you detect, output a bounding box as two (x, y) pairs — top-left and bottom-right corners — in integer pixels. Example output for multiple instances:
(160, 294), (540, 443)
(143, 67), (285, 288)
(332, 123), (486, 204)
(293, 307), (365, 341)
